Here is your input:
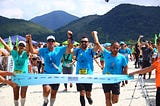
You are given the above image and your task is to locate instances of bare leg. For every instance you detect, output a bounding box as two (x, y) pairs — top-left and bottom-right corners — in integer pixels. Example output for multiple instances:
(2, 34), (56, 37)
(43, 85), (50, 105)
(21, 86), (28, 98)
(105, 92), (112, 106)
(20, 86), (28, 106)
(13, 86), (20, 100)
(50, 90), (58, 106)
(13, 86), (20, 106)
(43, 85), (51, 97)
(112, 94), (119, 104)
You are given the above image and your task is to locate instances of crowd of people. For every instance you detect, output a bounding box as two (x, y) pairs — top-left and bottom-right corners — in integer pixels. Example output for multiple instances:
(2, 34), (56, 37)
(0, 31), (159, 106)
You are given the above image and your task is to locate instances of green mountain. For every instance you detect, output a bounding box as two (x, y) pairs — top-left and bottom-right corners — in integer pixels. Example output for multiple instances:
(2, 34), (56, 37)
(0, 16), (54, 41)
(55, 15), (100, 41)
(55, 4), (160, 43)
(1, 4), (160, 44)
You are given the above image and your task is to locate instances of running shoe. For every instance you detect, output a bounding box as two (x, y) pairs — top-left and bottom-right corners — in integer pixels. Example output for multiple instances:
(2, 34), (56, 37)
(43, 100), (48, 106)
(70, 83), (73, 88)
(87, 98), (93, 105)
(63, 88), (67, 92)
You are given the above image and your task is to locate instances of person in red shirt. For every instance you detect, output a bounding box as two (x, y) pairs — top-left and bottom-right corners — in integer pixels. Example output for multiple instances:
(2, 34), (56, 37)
(129, 37), (160, 106)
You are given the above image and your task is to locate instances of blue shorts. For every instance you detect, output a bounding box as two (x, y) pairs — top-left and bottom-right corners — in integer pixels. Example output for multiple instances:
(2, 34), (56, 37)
(102, 83), (120, 95)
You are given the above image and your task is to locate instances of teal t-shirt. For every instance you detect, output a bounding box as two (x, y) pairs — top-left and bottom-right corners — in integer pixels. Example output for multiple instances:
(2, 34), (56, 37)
(103, 49), (127, 75)
(39, 46), (67, 74)
(62, 53), (73, 68)
(74, 48), (94, 75)
(11, 50), (29, 73)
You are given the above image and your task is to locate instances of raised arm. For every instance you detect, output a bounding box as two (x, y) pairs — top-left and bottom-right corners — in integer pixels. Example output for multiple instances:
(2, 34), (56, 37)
(0, 37), (12, 52)
(66, 30), (73, 54)
(137, 35), (143, 48)
(25, 35), (30, 55)
(26, 34), (39, 54)
(91, 31), (104, 52)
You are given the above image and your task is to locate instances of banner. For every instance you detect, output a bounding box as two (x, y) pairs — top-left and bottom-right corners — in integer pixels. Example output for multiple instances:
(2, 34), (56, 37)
(11, 74), (134, 86)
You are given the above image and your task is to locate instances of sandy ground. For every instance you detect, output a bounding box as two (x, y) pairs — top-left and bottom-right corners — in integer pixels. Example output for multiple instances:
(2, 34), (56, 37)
(0, 61), (156, 106)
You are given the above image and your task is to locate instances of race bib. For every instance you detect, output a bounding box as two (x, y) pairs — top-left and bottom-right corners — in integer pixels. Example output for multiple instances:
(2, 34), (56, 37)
(79, 69), (88, 75)
(106, 72), (110, 75)
(14, 70), (23, 74)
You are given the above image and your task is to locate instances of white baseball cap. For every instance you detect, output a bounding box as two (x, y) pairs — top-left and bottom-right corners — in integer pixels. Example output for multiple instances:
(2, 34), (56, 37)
(47, 35), (55, 41)
(18, 41), (26, 47)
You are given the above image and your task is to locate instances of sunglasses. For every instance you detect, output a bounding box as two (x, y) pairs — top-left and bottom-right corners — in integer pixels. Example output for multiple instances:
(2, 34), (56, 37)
(32, 58), (37, 61)
(81, 41), (88, 43)
(18, 43), (25, 47)
(47, 39), (55, 42)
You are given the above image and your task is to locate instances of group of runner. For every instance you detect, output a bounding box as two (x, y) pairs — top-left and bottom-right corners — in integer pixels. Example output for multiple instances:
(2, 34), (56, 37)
(0, 30), (159, 106)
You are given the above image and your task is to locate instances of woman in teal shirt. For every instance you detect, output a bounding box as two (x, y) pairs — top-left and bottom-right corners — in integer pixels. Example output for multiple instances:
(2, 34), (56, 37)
(0, 37), (29, 106)
(62, 53), (74, 91)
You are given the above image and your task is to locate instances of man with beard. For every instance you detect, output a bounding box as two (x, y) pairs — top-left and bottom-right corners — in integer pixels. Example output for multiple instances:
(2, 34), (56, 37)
(74, 36), (96, 106)
(91, 31), (128, 106)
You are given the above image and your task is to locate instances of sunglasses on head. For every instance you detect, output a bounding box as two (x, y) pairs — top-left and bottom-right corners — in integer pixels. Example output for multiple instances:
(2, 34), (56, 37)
(81, 41), (88, 43)
(47, 39), (55, 42)
(18, 43), (25, 47)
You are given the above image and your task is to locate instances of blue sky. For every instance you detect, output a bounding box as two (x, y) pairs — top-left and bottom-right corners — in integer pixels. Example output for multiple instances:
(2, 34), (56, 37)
(0, 0), (159, 20)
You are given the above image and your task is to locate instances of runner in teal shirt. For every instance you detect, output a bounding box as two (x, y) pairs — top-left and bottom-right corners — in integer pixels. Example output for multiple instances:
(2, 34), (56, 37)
(91, 31), (128, 106)
(26, 30), (73, 106)
(74, 48), (94, 75)
(39, 46), (66, 74)
(0, 38), (29, 106)
(74, 36), (97, 106)
(11, 50), (29, 73)
(103, 49), (127, 74)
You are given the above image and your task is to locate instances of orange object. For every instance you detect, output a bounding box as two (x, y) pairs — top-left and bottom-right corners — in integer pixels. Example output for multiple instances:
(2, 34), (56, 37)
(152, 57), (160, 88)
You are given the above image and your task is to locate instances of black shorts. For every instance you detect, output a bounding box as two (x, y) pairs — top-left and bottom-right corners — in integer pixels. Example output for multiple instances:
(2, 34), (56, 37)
(102, 83), (120, 95)
(43, 84), (60, 90)
(156, 87), (160, 106)
(76, 83), (92, 92)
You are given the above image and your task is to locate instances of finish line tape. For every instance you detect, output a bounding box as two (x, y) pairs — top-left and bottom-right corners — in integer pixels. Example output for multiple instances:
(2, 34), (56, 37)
(11, 74), (134, 86)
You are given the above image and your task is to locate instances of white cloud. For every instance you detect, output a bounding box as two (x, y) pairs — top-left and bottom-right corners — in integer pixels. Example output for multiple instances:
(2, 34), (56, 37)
(0, 8), (23, 19)
(0, 0), (159, 20)
(0, 0), (23, 19)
